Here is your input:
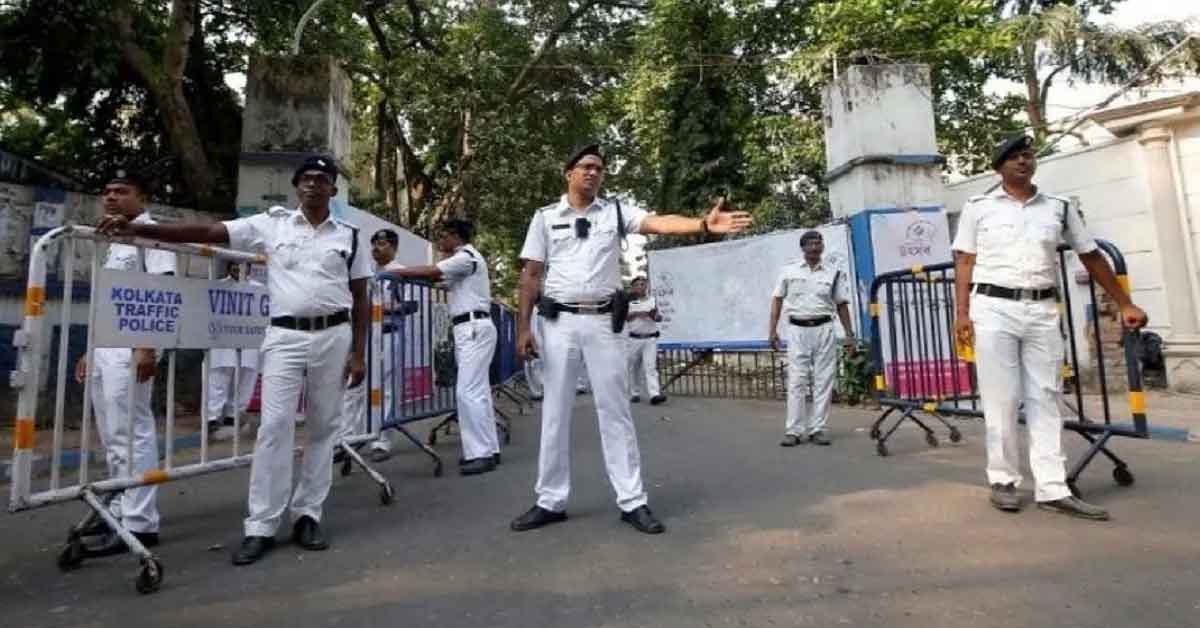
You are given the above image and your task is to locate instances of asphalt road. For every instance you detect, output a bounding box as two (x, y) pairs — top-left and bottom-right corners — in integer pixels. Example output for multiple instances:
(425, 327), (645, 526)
(2, 394), (1197, 628)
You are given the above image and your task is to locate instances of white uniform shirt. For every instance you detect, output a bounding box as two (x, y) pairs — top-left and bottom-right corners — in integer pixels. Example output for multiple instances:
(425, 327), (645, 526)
(951, 188), (1097, 290)
(223, 206), (372, 317)
(626, 296), (659, 335)
(436, 244), (492, 317)
(772, 261), (849, 319)
(519, 195), (648, 303)
(104, 212), (177, 276)
(209, 275), (263, 368)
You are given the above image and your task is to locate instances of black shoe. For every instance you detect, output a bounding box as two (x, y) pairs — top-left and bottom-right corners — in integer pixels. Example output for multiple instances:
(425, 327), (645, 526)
(631, 395), (641, 403)
(809, 431), (831, 446)
(460, 457), (497, 476)
(649, 395), (667, 406)
(510, 505), (568, 531)
(232, 536), (275, 566)
(780, 434), (803, 447)
(292, 516), (329, 550)
(620, 505), (665, 534)
(1037, 496), (1110, 521)
(989, 483), (1021, 512)
(529, 394), (544, 401)
(84, 530), (160, 557)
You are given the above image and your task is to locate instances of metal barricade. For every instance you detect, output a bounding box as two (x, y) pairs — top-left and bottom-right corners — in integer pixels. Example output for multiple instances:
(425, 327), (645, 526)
(658, 343), (788, 400)
(866, 239), (1148, 496)
(8, 225), (289, 593)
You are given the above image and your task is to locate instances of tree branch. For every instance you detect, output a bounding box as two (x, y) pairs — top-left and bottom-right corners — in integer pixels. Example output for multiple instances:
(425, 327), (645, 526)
(504, 0), (600, 104)
(163, 0), (198, 82)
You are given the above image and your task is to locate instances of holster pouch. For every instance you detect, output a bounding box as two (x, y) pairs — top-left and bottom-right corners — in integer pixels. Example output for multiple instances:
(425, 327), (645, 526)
(536, 295), (560, 321)
(610, 289), (629, 334)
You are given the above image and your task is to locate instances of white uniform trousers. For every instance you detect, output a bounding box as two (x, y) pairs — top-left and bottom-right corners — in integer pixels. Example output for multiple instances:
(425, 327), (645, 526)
(785, 322), (837, 437)
(536, 312), (648, 513)
(91, 348), (160, 533)
(971, 294), (1071, 502)
(244, 323), (351, 537)
(454, 318), (500, 460)
(340, 333), (396, 452)
(626, 336), (661, 398)
(206, 366), (258, 423)
(524, 313), (545, 396)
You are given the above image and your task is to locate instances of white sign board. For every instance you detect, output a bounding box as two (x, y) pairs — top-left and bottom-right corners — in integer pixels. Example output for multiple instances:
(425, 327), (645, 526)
(93, 270), (270, 349)
(868, 210), (952, 273)
(648, 225), (854, 347)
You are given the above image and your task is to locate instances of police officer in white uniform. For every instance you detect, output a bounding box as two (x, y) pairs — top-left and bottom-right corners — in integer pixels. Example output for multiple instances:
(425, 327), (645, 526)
(953, 135), (1148, 520)
(338, 229), (411, 462)
(77, 167), (176, 554)
(625, 276), (665, 405)
(384, 219), (501, 475)
(98, 155), (372, 564)
(512, 142), (752, 534)
(768, 231), (854, 447)
(207, 261), (261, 441)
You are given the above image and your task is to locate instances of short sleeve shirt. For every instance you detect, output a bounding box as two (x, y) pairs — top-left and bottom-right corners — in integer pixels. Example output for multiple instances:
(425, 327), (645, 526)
(436, 244), (493, 317)
(519, 195), (648, 303)
(626, 296), (659, 335)
(104, 213), (177, 276)
(772, 261), (849, 319)
(951, 188), (1097, 290)
(223, 206), (371, 318)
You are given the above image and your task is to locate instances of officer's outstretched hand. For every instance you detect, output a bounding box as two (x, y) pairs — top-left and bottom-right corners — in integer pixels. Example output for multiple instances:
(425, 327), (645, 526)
(1120, 303), (1149, 330)
(769, 332), (781, 352)
(346, 352), (366, 388)
(954, 318), (974, 353)
(517, 330), (539, 361)
(96, 214), (134, 237)
(703, 199), (753, 235)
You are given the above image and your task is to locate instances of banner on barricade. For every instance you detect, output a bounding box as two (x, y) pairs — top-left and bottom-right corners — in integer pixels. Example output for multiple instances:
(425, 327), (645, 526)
(93, 269), (270, 349)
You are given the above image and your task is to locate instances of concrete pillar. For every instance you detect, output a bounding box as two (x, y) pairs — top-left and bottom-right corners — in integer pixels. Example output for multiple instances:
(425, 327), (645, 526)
(236, 54), (352, 217)
(1138, 125), (1200, 392)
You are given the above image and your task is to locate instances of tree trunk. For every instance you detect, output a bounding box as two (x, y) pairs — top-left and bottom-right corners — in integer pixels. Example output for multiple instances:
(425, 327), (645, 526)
(1020, 38), (1046, 141)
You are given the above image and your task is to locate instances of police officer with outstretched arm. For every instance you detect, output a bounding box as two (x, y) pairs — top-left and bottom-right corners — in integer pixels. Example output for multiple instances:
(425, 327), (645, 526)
(511, 142), (752, 535)
(953, 136), (1148, 520)
(97, 155), (371, 564)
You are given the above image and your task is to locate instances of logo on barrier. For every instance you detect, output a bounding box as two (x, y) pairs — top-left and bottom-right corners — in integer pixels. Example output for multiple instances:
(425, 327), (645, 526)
(900, 220), (936, 258)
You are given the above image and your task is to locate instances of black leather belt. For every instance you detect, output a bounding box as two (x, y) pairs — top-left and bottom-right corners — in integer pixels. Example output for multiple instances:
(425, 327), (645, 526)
(554, 301), (612, 315)
(271, 310), (349, 331)
(451, 310), (491, 325)
(789, 315), (832, 328)
(974, 283), (1058, 301)
(629, 331), (660, 339)
(382, 323), (397, 334)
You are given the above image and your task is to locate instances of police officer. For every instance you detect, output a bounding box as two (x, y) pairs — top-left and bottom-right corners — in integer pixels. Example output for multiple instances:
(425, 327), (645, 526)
(383, 219), (501, 475)
(512, 142), (752, 534)
(97, 155), (372, 563)
(76, 167), (176, 555)
(952, 135), (1148, 520)
(768, 231), (854, 447)
(207, 261), (261, 441)
(625, 276), (665, 405)
(338, 229), (410, 462)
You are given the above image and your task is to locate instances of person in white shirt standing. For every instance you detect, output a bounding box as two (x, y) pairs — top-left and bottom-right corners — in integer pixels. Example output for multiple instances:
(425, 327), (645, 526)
(767, 230), (854, 447)
(76, 167), (176, 555)
(953, 135), (1148, 520)
(207, 260), (261, 441)
(382, 219), (501, 476)
(625, 276), (665, 405)
(511, 142), (752, 535)
(97, 155), (372, 564)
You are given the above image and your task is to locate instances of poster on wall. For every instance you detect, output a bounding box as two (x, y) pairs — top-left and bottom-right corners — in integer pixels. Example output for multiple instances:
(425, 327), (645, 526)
(31, 188), (66, 274)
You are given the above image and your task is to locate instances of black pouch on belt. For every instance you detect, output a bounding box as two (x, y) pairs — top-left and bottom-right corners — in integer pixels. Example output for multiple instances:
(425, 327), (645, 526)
(536, 294), (560, 321)
(610, 289), (630, 333)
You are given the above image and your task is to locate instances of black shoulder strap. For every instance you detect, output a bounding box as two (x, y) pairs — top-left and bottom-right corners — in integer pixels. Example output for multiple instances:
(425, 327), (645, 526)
(347, 226), (359, 272)
(461, 247), (478, 274)
(831, 269), (841, 299)
(1058, 199), (1070, 235)
(614, 198), (628, 250)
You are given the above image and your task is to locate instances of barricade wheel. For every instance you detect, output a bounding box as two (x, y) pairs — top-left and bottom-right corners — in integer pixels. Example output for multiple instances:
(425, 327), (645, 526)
(433, 461), (444, 477)
(925, 432), (939, 448)
(380, 483), (394, 506)
(504, 428), (512, 445)
(57, 539), (85, 571)
(428, 431), (438, 446)
(876, 442), (889, 457)
(340, 458), (353, 477)
(135, 557), (163, 594)
(1113, 466), (1135, 487)
(949, 428), (963, 443)
(1068, 481), (1081, 498)
(869, 427), (881, 440)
